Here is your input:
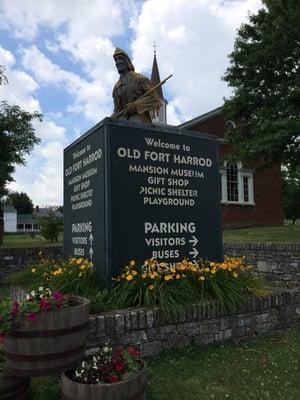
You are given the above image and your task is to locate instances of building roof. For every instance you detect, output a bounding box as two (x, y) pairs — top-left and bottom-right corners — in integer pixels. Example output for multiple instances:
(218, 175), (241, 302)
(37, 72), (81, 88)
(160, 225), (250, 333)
(17, 214), (38, 224)
(151, 51), (164, 100)
(17, 208), (63, 225)
(3, 204), (17, 213)
(178, 106), (223, 129)
(33, 207), (63, 218)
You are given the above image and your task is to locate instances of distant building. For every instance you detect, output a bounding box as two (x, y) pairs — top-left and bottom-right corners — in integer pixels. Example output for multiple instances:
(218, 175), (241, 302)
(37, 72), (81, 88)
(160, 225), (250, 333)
(3, 204), (17, 233)
(179, 107), (284, 227)
(3, 205), (63, 233)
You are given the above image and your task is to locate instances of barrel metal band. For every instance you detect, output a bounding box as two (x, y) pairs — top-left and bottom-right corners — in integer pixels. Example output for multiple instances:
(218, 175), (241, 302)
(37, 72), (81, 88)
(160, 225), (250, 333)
(8, 321), (88, 338)
(7, 360), (81, 378)
(62, 383), (147, 400)
(5, 344), (85, 361)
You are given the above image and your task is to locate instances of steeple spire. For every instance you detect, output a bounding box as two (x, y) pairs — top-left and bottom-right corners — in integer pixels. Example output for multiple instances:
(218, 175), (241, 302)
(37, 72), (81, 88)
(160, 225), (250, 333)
(150, 44), (167, 124)
(151, 43), (164, 99)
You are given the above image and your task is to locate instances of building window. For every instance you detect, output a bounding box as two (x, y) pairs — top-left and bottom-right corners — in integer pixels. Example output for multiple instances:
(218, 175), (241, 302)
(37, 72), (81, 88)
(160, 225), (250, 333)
(226, 163), (239, 202)
(25, 224), (32, 230)
(220, 162), (254, 205)
(17, 224), (24, 230)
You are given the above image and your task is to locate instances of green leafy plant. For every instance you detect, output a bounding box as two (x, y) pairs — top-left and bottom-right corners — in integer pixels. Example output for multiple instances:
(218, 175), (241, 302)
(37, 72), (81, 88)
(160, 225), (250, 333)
(39, 208), (61, 242)
(8, 256), (102, 296)
(111, 257), (270, 314)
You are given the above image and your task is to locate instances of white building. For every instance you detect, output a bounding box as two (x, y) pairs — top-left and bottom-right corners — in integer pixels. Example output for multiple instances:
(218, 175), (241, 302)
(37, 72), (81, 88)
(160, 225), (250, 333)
(3, 204), (17, 232)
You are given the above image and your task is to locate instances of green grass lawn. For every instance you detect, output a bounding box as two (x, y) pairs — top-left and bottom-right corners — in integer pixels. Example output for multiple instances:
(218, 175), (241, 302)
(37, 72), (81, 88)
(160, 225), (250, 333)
(1, 223), (299, 248)
(1, 232), (63, 248)
(223, 223), (300, 242)
(28, 329), (300, 400)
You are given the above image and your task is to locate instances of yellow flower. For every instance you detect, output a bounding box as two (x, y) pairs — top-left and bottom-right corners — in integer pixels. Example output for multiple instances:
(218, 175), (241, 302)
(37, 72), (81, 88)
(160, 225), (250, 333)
(141, 273), (148, 279)
(52, 268), (63, 276)
(126, 274), (133, 281)
(175, 274), (181, 279)
(148, 284), (155, 290)
(209, 262), (215, 267)
(199, 276), (205, 281)
(164, 275), (173, 281)
(233, 272), (239, 278)
(204, 267), (210, 273)
(211, 268), (216, 274)
(129, 260), (135, 267)
(31, 267), (36, 273)
(131, 270), (138, 276)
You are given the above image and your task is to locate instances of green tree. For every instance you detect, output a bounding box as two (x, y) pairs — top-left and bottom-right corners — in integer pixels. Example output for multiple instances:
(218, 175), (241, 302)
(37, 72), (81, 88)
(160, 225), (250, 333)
(39, 208), (61, 243)
(8, 191), (34, 214)
(223, 0), (300, 170)
(283, 167), (300, 224)
(0, 65), (41, 244)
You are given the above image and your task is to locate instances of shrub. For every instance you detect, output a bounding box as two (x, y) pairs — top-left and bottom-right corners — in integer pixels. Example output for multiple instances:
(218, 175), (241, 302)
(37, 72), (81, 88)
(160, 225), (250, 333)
(111, 257), (270, 313)
(8, 257), (100, 295)
(39, 208), (60, 242)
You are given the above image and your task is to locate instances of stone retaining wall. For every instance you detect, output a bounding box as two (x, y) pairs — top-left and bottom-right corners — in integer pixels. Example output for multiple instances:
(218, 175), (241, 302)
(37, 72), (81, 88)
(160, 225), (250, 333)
(0, 243), (299, 289)
(224, 242), (300, 289)
(87, 290), (300, 356)
(0, 246), (62, 282)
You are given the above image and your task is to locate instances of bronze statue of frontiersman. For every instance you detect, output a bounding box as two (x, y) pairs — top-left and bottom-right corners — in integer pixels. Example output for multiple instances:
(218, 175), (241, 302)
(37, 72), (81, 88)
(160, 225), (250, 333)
(111, 48), (161, 124)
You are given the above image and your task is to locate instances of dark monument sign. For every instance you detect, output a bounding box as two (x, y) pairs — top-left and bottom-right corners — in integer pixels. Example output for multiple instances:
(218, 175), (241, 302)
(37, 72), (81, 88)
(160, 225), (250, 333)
(64, 118), (223, 285)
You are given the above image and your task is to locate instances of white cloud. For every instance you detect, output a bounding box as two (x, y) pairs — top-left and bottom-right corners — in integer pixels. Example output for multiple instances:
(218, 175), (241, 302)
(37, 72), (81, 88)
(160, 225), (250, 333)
(21, 45), (113, 122)
(0, 46), (40, 112)
(8, 141), (65, 205)
(0, 0), (124, 41)
(131, 0), (262, 121)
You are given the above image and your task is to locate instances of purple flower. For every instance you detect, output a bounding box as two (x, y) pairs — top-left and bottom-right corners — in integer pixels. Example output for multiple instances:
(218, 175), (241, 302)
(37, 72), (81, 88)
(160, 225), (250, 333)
(27, 312), (37, 321)
(11, 301), (19, 315)
(52, 291), (64, 302)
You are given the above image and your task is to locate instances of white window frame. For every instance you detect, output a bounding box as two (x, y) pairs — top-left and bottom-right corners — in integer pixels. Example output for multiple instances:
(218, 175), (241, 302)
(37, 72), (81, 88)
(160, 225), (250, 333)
(220, 161), (255, 205)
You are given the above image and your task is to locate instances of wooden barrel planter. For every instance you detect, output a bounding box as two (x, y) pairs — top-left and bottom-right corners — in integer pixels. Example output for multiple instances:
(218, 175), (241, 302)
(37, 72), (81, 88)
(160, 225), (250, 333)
(61, 362), (147, 400)
(0, 372), (30, 400)
(4, 296), (90, 378)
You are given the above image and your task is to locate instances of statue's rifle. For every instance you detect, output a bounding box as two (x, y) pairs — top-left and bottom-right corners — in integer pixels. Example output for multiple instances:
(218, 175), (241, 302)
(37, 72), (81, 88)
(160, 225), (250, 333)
(114, 74), (173, 119)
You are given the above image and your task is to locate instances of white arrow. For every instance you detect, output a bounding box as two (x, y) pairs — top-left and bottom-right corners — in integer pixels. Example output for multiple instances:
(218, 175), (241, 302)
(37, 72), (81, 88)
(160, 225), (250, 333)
(189, 248), (199, 259)
(89, 246), (94, 260)
(89, 233), (94, 246)
(188, 236), (198, 247)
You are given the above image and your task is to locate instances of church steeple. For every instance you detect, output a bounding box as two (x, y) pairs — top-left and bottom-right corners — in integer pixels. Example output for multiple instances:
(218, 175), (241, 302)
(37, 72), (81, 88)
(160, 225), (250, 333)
(150, 44), (167, 124)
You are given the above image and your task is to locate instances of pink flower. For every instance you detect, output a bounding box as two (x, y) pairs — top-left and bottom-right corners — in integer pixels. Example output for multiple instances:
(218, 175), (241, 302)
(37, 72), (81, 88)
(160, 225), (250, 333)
(52, 291), (64, 302)
(27, 312), (37, 321)
(11, 301), (19, 315)
(40, 298), (51, 311)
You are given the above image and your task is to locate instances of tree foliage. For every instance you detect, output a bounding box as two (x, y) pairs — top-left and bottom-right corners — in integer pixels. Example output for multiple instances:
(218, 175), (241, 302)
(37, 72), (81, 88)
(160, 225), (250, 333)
(0, 102), (42, 197)
(8, 191), (34, 214)
(0, 64), (41, 244)
(39, 208), (61, 243)
(223, 0), (300, 170)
